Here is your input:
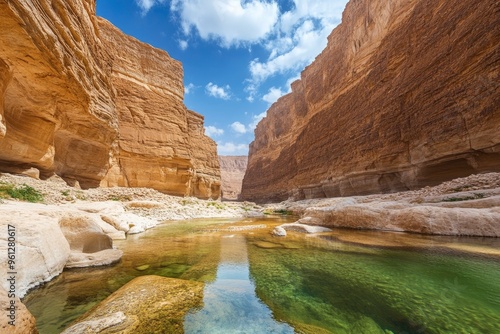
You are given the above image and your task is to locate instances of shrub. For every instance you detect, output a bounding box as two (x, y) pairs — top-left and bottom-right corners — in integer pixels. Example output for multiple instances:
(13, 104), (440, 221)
(0, 183), (44, 203)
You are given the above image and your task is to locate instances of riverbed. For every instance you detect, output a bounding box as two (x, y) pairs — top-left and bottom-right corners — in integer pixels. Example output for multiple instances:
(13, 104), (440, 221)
(23, 217), (500, 333)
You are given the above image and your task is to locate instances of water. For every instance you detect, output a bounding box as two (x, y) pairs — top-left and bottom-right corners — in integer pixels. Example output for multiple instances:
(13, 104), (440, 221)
(23, 217), (500, 333)
(184, 235), (294, 334)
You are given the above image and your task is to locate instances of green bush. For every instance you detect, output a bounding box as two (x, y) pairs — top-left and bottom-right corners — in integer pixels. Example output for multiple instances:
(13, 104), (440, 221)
(0, 183), (44, 203)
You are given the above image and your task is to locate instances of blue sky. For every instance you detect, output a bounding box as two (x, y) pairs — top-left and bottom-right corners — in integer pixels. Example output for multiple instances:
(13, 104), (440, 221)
(96, 0), (348, 155)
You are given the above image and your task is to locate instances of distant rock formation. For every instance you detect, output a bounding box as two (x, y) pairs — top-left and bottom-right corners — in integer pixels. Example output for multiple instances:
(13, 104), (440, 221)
(242, 0), (500, 203)
(0, 0), (220, 199)
(218, 156), (247, 200)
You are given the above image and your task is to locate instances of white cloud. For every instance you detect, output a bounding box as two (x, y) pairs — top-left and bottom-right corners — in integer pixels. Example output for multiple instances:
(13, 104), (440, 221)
(249, 112), (266, 130)
(217, 142), (248, 155)
(249, 18), (337, 82)
(172, 0), (279, 47)
(206, 82), (231, 100)
(184, 83), (195, 94)
(248, 0), (347, 94)
(279, 0), (346, 34)
(204, 125), (224, 137)
(231, 121), (247, 134)
(135, 0), (166, 15)
(286, 74), (301, 89)
(140, 0), (348, 102)
(179, 39), (188, 50)
(262, 86), (286, 104)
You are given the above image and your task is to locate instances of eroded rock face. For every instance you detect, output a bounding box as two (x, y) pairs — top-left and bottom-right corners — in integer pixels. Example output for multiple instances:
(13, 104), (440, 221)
(0, 0), (220, 199)
(218, 155), (247, 200)
(242, 0), (500, 203)
(0, 0), (116, 187)
(98, 19), (220, 198)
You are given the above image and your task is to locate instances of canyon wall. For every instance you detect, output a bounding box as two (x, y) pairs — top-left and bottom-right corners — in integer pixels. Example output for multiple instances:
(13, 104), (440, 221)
(218, 156), (247, 200)
(242, 0), (500, 203)
(0, 0), (220, 199)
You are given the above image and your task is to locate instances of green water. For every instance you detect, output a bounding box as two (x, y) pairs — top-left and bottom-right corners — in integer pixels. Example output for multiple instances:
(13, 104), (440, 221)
(23, 217), (500, 334)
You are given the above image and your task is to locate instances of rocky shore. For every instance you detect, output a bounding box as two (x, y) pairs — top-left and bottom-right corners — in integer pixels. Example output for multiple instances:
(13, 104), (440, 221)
(268, 173), (500, 237)
(0, 172), (260, 333)
(1, 172), (499, 333)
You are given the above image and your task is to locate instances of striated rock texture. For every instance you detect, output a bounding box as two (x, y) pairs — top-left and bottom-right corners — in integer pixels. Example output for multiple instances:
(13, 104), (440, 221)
(61, 275), (204, 334)
(242, 0), (500, 203)
(98, 19), (220, 198)
(218, 155), (247, 200)
(0, 0), (220, 199)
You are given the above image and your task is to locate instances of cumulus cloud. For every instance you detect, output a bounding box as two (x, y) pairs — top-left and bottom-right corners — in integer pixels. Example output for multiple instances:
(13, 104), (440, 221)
(171, 0), (279, 47)
(204, 125), (224, 137)
(139, 0), (348, 99)
(206, 82), (231, 100)
(184, 83), (195, 94)
(178, 39), (188, 50)
(250, 19), (336, 82)
(231, 121), (247, 134)
(135, 0), (166, 15)
(217, 142), (248, 155)
(249, 0), (347, 90)
(262, 87), (286, 104)
(249, 112), (266, 130)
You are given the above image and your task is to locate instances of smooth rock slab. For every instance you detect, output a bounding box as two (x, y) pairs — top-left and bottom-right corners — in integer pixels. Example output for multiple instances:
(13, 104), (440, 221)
(62, 275), (204, 334)
(60, 312), (126, 334)
(272, 226), (287, 237)
(304, 203), (500, 237)
(65, 249), (123, 269)
(0, 203), (70, 297)
(280, 222), (332, 234)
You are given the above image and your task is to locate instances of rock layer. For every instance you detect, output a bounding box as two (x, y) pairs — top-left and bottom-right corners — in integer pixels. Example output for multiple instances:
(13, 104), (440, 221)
(242, 0), (500, 203)
(218, 155), (247, 200)
(0, 0), (220, 199)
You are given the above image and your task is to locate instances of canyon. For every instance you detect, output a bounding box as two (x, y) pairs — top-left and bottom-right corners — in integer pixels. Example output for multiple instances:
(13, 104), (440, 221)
(241, 0), (500, 203)
(0, 0), (220, 199)
(0, 0), (499, 333)
(218, 155), (248, 200)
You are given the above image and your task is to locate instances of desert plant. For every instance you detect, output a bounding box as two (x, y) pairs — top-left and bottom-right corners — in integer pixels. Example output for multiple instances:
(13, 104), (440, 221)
(0, 183), (44, 203)
(442, 193), (485, 202)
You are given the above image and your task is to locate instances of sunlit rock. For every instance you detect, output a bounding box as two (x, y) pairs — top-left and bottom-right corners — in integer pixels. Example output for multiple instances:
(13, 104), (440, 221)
(0, 287), (38, 334)
(62, 275), (204, 334)
(242, 0), (500, 202)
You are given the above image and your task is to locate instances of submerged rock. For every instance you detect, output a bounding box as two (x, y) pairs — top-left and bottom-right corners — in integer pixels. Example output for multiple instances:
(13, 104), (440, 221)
(135, 264), (150, 271)
(66, 249), (123, 268)
(272, 226), (287, 237)
(61, 275), (204, 334)
(280, 222), (332, 234)
(60, 312), (126, 334)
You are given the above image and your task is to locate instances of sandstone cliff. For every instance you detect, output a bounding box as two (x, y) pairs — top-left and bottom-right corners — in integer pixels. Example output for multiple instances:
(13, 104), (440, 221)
(242, 0), (500, 203)
(218, 155), (247, 200)
(0, 0), (220, 199)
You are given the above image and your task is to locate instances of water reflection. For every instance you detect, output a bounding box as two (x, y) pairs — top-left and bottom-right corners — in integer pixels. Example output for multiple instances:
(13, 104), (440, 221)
(23, 218), (500, 334)
(184, 234), (294, 334)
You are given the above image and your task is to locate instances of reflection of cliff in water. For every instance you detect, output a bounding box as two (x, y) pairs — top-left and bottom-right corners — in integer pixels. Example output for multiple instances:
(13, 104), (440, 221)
(184, 234), (294, 333)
